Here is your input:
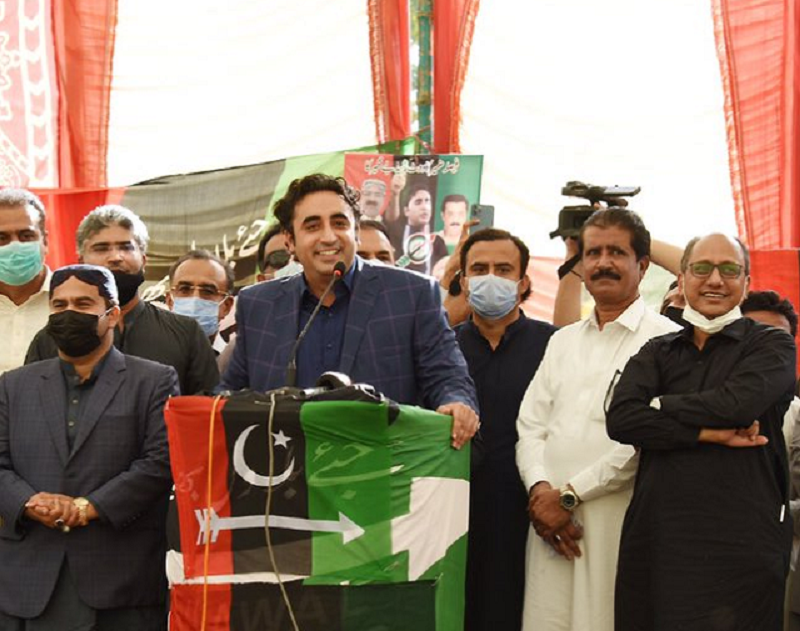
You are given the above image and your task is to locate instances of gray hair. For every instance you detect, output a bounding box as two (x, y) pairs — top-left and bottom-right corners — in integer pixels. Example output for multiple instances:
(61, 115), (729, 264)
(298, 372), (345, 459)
(76, 205), (150, 254)
(0, 188), (46, 233)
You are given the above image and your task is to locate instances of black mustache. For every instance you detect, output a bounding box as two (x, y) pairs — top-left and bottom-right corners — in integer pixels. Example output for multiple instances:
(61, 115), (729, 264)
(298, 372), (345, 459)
(591, 269), (621, 281)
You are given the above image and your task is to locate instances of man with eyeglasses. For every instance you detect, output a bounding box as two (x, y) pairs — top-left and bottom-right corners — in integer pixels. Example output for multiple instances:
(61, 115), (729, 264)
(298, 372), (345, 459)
(166, 249), (234, 356)
(25, 205), (219, 395)
(256, 222), (297, 282)
(608, 234), (797, 631)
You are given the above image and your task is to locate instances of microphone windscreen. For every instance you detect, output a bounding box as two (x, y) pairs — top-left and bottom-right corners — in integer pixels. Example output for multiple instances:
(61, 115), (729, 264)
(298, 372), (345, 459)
(333, 261), (347, 278)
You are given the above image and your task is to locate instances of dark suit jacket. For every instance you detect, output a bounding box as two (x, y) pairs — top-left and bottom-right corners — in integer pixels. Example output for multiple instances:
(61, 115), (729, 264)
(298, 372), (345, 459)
(0, 348), (178, 618)
(221, 257), (477, 411)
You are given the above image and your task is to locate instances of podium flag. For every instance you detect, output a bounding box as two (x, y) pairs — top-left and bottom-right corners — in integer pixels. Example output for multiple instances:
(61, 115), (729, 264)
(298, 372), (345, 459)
(165, 391), (470, 631)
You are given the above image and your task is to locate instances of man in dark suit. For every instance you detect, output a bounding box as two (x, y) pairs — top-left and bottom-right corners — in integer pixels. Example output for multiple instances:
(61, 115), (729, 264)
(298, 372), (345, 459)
(221, 173), (479, 448)
(0, 264), (178, 630)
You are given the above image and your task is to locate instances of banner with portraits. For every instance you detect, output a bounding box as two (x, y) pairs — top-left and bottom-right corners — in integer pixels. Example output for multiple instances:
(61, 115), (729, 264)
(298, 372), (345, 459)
(344, 154), (484, 278)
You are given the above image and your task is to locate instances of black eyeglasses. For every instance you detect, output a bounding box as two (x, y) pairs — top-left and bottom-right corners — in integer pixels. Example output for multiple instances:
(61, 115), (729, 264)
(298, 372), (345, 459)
(171, 283), (228, 300)
(688, 262), (743, 279)
(262, 250), (291, 270)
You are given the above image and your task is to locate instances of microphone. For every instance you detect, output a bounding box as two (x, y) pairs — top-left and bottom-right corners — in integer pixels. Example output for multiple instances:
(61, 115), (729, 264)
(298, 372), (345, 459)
(285, 261), (347, 387)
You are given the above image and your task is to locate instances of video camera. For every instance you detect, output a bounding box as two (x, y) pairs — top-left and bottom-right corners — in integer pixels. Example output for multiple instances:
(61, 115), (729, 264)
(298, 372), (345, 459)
(549, 180), (641, 239)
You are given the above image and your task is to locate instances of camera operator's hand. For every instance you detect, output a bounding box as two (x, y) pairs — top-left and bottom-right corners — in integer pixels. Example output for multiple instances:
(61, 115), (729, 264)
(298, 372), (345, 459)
(553, 236), (584, 327)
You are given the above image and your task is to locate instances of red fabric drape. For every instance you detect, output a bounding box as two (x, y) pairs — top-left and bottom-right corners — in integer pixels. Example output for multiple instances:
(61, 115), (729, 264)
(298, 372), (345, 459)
(368, 0), (411, 143)
(713, 0), (800, 250)
(432, 0), (479, 153)
(52, 0), (118, 188)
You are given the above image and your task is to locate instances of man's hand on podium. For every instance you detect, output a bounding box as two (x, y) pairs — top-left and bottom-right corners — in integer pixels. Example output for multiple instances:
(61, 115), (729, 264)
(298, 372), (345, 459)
(437, 402), (480, 450)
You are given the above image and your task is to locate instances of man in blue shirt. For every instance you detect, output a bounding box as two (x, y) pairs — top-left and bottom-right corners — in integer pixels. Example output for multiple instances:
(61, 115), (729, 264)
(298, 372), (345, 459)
(221, 173), (479, 449)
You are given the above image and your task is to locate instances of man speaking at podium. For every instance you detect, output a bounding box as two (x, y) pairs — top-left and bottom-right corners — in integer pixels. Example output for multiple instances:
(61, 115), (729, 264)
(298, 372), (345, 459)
(221, 173), (479, 448)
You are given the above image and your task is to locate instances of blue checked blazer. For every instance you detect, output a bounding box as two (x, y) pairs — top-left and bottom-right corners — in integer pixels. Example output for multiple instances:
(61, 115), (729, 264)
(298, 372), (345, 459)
(222, 257), (478, 411)
(0, 348), (178, 618)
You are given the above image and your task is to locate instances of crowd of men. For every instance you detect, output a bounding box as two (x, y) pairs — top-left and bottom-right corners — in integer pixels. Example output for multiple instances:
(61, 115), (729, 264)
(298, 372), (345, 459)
(0, 177), (797, 631)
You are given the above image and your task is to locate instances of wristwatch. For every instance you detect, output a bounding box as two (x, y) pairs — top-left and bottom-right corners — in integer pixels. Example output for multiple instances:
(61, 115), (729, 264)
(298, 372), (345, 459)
(73, 497), (90, 526)
(558, 486), (581, 512)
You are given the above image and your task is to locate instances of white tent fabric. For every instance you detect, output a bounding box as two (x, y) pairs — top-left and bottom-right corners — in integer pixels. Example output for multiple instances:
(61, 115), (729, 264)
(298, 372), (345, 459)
(460, 0), (736, 260)
(107, 0), (376, 186)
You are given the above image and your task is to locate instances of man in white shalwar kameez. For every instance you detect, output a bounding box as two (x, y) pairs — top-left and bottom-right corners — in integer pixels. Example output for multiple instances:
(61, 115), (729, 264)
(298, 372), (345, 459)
(516, 208), (680, 631)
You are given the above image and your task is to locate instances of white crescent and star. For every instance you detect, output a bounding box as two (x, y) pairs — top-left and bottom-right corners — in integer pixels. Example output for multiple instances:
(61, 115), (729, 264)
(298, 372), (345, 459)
(233, 425), (295, 488)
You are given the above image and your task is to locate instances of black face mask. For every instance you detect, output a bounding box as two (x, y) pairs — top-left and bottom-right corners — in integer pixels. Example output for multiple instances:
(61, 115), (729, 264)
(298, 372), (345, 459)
(663, 306), (685, 326)
(47, 310), (104, 358)
(111, 270), (145, 306)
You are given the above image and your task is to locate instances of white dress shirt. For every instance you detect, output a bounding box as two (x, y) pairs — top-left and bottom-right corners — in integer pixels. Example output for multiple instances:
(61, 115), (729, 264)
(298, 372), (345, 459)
(0, 267), (51, 376)
(516, 295), (681, 501)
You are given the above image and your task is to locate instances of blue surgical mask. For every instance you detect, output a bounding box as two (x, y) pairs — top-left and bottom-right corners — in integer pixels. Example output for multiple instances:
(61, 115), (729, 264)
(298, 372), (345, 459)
(172, 297), (220, 337)
(0, 241), (43, 286)
(467, 274), (520, 320)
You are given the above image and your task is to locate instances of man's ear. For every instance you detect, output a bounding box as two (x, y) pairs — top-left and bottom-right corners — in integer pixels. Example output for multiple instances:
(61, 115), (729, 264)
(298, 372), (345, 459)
(677, 273), (685, 296)
(638, 256), (650, 279)
(219, 295), (234, 319)
(740, 276), (751, 304)
(165, 292), (174, 309)
(284, 230), (296, 255)
(519, 274), (531, 300)
(459, 272), (468, 295)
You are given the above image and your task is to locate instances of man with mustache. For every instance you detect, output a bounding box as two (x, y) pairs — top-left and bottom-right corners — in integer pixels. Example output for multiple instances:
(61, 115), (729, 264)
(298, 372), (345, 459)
(25, 205), (218, 395)
(359, 179), (387, 220)
(437, 194), (469, 252)
(516, 208), (679, 631)
(607, 235), (797, 631)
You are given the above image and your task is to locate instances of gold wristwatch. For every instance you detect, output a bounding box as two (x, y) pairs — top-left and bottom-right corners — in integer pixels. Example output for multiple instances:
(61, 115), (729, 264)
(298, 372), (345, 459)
(73, 497), (90, 526)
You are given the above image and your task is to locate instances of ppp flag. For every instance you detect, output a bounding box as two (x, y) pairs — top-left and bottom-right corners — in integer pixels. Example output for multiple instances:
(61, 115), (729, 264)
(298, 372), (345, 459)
(165, 389), (470, 631)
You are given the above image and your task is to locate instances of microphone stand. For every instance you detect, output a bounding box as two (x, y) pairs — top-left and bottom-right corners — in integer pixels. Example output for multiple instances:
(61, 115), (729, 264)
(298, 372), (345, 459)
(285, 262), (346, 387)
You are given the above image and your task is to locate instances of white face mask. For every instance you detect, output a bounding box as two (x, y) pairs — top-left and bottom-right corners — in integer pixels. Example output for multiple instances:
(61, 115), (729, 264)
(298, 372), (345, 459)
(682, 302), (742, 334)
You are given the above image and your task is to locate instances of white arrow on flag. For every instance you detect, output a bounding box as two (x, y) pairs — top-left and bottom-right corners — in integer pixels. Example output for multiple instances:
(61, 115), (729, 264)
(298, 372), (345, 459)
(391, 477), (470, 581)
(194, 508), (365, 545)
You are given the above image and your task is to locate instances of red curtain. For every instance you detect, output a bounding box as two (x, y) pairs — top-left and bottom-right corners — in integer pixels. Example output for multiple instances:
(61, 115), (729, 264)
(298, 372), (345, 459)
(368, 0), (411, 143)
(713, 0), (800, 250)
(715, 0), (800, 367)
(432, 0), (479, 153)
(52, 0), (118, 188)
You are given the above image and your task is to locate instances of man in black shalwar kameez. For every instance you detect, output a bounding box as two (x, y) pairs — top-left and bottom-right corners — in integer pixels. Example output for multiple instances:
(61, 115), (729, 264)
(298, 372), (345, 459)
(607, 234), (797, 631)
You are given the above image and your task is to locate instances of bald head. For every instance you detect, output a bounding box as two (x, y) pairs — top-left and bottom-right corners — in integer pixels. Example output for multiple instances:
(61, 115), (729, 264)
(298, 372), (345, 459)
(680, 233), (750, 319)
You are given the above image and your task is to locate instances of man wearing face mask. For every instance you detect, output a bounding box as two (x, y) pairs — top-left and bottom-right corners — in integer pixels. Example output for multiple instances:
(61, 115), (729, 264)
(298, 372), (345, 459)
(0, 189), (51, 375)
(516, 208), (680, 631)
(166, 249), (234, 355)
(25, 205), (219, 395)
(0, 264), (177, 630)
(607, 234), (797, 631)
(455, 228), (557, 631)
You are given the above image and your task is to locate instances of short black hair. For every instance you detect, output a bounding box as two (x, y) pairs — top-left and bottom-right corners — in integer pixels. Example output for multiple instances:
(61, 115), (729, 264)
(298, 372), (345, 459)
(358, 218), (390, 240)
(459, 227), (532, 301)
(441, 194), (468, 214)
(404, 182), (432, 207)
(741, 290), (798, 336)
(168, 249), (235, 294)
(578, 207), (651, 261)
(256, 222), (285, 272)
(272, 174), (360, 236)
(680, 235), (750, 276)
